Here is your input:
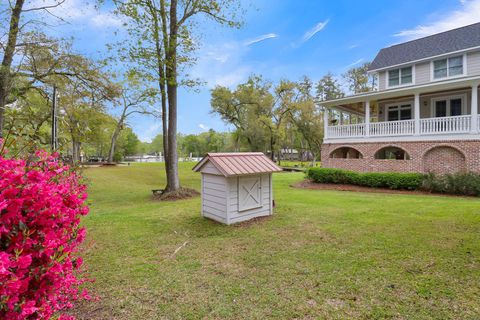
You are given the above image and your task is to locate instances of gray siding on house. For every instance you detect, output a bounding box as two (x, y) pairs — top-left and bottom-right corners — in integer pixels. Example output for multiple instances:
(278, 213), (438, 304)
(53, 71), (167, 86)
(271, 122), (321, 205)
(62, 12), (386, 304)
(202, 173), (227, 223)
(415, 62), (430, 85)
(377, 50), (480, 93)
(467, 51), (480, 76)
(378, 71), (386, 91)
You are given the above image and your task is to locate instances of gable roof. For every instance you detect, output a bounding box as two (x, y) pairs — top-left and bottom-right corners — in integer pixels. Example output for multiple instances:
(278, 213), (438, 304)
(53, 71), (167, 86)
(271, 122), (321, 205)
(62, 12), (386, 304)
(192, 152), (282, 177)
(369, 22), (480, 71)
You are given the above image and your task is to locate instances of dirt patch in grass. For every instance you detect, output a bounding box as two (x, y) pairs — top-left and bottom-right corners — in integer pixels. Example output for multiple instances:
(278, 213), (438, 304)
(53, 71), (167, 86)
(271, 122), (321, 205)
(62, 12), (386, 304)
(152, 187), (200, 201)
(232, 215), (274, 227)
(292, 180), (474, 198)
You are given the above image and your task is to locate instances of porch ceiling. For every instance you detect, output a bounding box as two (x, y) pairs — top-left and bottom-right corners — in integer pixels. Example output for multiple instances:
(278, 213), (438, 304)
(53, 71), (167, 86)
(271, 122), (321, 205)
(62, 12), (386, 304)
(320, 75), (480, 108)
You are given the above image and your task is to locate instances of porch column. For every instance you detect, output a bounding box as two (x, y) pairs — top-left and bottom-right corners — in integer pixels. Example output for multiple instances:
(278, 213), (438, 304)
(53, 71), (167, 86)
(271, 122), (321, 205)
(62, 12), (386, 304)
(414, 93), (420, 135)
(323, 107), (329, 139)
(365, 101), (370, 137)
(471, 83), (479, 134)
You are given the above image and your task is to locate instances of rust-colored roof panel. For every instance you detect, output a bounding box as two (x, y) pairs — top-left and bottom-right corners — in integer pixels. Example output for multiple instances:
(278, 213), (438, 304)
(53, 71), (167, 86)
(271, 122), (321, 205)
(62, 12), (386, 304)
(192, 152), (283, 177)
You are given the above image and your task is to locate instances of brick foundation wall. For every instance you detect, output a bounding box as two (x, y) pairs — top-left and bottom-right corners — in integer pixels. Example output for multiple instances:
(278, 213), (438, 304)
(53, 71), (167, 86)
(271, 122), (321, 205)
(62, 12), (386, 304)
(321, 140), (480, 174)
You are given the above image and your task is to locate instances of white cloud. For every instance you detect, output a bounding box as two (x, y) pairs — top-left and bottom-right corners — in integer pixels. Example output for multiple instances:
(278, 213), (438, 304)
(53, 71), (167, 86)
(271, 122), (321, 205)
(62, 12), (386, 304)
(348, 44), (359, 50)
(244, 33), (279, 46)
(198, 123), (210, 131)
(90, 12), (124, 28)
(27, 0), (123, 28)
(190, 41), (252, 88)
(395, 0), (480, 41)
(343, 58), (364, 69)
(302, 20), (329, 42)
(138, 123), (161, 142)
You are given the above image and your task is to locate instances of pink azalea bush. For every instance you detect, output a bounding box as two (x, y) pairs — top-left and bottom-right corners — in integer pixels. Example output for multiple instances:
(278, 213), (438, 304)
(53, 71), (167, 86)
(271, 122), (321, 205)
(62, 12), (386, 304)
(0, 148), (90, 319)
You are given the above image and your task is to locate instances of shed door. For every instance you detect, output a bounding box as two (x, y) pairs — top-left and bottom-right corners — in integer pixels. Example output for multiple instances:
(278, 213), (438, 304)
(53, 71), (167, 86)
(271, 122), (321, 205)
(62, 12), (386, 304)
(238, 176), (262, 212)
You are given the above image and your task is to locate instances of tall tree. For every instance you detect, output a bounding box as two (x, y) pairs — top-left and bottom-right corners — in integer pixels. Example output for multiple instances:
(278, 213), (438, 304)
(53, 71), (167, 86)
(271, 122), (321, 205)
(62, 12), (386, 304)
(114, 0), (242, 194)
(211, 76), (299, 161)
(343, 62), (376, 94)
(0, 0), (67, 137)
(211, 76), (271, 152)
(315, 72), (344, 102)
(288, 77), (323, 164)
(107, 72), (157, 162)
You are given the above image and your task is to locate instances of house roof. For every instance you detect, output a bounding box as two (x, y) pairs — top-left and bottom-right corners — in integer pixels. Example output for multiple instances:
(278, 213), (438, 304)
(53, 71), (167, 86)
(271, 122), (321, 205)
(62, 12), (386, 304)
(369, 22), (480, 71)
(192, 152), (282, 177)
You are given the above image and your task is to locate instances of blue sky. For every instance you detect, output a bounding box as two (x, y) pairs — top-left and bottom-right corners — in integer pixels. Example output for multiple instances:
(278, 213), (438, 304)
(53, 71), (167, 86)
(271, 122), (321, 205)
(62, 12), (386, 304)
(32, 0), (480, 141)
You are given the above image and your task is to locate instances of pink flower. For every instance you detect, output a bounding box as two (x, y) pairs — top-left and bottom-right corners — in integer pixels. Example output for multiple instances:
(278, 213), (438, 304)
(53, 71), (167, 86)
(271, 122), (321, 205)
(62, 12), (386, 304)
(0, 148), (90, 320)
(16, 255), (32, 269)
(0, 252), (11, 275)
(20, 300), (37, 317)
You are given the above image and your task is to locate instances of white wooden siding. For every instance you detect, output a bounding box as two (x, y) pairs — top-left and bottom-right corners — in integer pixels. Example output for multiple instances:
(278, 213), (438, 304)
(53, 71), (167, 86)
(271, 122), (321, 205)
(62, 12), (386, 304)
(202, 173), (227, 223)
(467, 51), (480, 76)
(226, 174), (271, 223)
(201, 162), (223, 175)
(415, 62), (430, 85)
(200, 170), (273, 225)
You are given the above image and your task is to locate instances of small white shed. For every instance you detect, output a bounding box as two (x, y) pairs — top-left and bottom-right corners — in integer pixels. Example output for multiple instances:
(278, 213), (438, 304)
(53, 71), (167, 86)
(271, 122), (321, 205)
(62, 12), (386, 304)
(193, 152), (282, 225)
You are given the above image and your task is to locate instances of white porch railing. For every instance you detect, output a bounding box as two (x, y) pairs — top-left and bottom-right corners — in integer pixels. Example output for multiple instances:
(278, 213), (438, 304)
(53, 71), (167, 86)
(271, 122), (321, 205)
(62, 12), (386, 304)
(326, 115), (475, 139)
(370, 119), (415, 136)
(420, 115), (471, 134)
(327, 123), (365, 138)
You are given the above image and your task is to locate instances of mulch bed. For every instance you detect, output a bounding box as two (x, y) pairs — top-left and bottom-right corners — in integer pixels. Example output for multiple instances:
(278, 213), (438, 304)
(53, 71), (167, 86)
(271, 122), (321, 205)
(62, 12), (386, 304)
(292, 180), (473, 198)
(152, 187), (200, 201)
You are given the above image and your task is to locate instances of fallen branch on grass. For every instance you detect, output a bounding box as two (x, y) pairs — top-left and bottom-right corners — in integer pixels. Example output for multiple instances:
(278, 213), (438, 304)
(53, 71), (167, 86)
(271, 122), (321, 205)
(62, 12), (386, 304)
(170, 241), (189, 258)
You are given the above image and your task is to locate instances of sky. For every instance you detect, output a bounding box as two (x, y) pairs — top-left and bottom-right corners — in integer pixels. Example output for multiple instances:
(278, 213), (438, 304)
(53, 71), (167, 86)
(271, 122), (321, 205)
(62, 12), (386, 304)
(27, 0), (480, 142)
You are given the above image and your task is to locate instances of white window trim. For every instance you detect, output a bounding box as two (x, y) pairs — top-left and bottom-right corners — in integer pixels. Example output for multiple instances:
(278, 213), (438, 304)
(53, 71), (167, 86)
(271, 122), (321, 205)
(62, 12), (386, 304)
(430, 54), (467, 82)
(385, 101), (413, 121)
(386, 65), (415, 89)
(430, 93), (467, 118)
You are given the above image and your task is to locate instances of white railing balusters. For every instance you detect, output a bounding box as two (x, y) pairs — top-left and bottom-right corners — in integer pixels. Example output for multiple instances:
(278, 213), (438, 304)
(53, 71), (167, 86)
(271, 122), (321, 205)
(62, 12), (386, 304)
(369, 119), (415, 136)
(327, 123), (365, 138)
(420, 115), (471, 134)
(326, 115), (475, 139)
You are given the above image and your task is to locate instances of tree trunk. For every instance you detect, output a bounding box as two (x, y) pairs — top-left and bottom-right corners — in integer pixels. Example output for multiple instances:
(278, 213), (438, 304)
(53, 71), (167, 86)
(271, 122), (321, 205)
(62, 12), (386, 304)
(164, 0), (180, 192)
(72, 139), (81, 163)
(0, 0), (25, 138)
(154, 0), (170, 188)
(108, 123), (122, 163)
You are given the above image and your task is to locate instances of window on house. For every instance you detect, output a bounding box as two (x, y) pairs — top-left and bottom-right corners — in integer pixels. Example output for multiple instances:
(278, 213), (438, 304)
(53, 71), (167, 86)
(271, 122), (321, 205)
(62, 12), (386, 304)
(433, 56), (463, 79)
(388, 67), (413, 87)
(387, 104), (412, 121)
(375, 147), (410, 160)
(432, 96), (464, 117)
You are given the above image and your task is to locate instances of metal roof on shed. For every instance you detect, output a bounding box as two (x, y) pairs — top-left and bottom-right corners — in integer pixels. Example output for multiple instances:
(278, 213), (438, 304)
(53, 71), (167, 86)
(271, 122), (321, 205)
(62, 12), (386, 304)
(192, 152), (282, 177)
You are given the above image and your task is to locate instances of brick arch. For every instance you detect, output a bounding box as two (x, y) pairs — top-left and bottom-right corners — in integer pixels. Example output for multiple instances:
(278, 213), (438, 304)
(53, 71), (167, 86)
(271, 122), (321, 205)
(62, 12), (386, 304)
(329, 146), (363, 159)
(372, 145), (412, 160)
(422, 145), (466, 174)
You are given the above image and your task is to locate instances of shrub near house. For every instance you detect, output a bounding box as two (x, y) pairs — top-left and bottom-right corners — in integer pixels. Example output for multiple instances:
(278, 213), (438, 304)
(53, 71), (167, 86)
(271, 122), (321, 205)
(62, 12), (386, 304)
(307, 168), (423, 190)
(0, 150), (90, 320)
(307, 167), (480, 196)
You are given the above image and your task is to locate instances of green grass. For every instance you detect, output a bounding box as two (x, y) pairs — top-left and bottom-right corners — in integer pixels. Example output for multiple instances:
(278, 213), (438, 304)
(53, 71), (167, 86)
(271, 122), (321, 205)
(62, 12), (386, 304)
(76, 162), (480, 319)
(278, 160), (320, 168)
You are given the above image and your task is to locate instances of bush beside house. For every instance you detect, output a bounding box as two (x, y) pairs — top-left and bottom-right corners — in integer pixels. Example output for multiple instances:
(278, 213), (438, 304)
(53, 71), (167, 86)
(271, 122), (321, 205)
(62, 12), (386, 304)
(307, 168), (422, 190)
(307, 168), (480, 196)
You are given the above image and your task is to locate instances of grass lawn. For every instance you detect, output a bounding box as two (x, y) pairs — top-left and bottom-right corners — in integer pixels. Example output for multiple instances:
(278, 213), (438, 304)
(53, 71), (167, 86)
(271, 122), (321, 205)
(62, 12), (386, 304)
(76, 162), (480, 319)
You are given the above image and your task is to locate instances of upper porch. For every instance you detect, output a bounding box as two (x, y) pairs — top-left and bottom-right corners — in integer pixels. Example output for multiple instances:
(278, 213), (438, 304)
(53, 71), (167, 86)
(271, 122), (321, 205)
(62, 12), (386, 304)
(321, 76), (480, 143)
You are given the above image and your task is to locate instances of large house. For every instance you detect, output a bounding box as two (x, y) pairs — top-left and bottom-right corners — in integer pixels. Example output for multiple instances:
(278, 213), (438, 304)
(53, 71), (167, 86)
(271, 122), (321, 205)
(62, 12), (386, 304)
(320, 23), (480, 174)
